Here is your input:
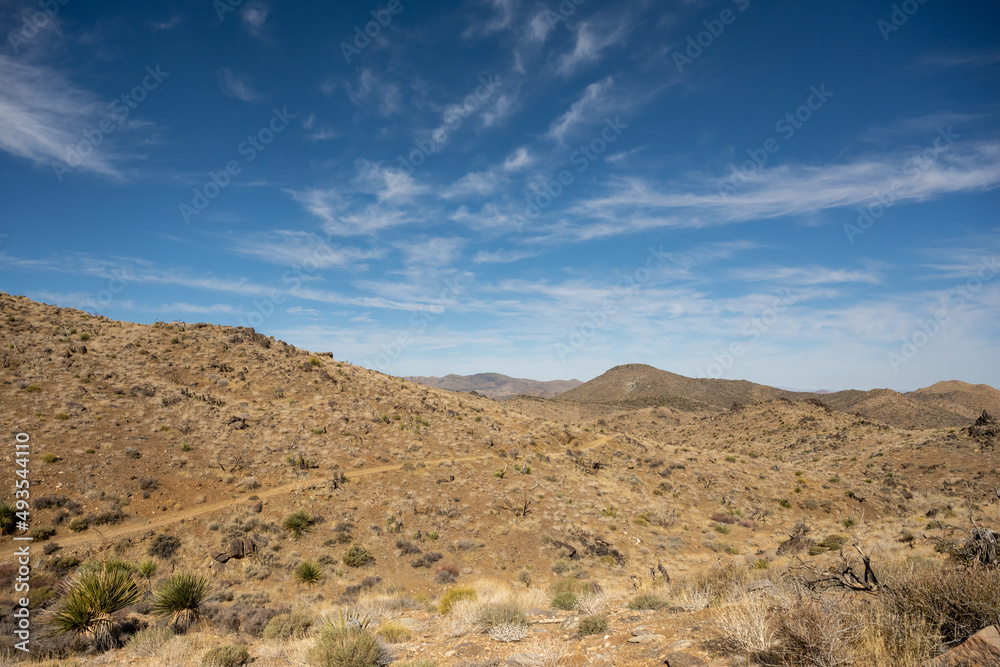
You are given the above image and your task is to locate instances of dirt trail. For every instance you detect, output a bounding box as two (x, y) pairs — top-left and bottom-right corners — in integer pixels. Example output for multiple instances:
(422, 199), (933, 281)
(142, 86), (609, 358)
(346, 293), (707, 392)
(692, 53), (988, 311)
(48, 436), (615, 553)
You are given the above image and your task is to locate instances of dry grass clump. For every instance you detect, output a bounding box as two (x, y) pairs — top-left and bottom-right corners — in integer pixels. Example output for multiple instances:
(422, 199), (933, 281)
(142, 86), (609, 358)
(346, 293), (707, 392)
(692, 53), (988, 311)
(714, 557), (1000, 666)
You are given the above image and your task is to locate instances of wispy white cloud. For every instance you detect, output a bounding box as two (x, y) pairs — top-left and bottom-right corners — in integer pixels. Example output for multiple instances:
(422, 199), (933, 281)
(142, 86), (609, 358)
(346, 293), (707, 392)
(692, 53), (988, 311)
(241, 1), (269, 39)
(396, 237), (465, 267)
(473, 248), (540, 263)
(443, 148), (532, 199)
(0, 55), (121, 177)
(920, 49), (1000, 69)
(150, 15), (182, 30)
(464, 0), (519, 37)
(729, 266), (883, 285)
(558, 141), (1000, 240)
(450, 203), (519, 231)
(344, 69), (402, 116)
(218, 67), (264, 102)
(546, 76), (614, 142)
(228, 231), (384, 268)
(355, 161), (428, 201)
(556, 20), (627, 75)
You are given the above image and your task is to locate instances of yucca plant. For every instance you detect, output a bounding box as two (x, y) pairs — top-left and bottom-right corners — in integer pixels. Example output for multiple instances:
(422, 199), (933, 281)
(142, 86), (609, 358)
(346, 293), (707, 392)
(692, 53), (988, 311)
(137, 559), (158, 595)
(283, 510), (315, 539)
(47, 564), (143, 648)
(153, 572), (211, 630)
(295, 560), (323, 586)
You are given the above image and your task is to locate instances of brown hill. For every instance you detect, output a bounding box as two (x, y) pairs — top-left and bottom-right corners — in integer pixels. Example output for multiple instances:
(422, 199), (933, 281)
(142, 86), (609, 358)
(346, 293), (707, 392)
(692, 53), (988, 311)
(1, 294), (998, 666)
(822, 381), (1000, 429)
(405, 372), (582, 400)
(554, 363), (816, 411)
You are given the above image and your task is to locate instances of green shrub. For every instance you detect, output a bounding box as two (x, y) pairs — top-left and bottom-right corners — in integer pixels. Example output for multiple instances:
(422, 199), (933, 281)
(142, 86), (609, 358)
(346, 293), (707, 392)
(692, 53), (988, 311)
(551, 591), (578, 610)
(263, 611), (314, 640)
(375, 620), (412, 643)
(578, 615), (608, 636)
(48, 564), (143, 648)
(25, 384), (41, 392)
(283, 510), (315, 538)
(28, 525), (55, 541)
(818, 534), (849, 550)
(69, 517), (89, 532)
(202, 643), (251, 667)
(438, 586), (477, 614)
(153, 572), (211, 630)
(41, 453), (59, 463)
(296, 561), (323, 586)
(628, 592), (670, 611)
(343, 545), (375, 568)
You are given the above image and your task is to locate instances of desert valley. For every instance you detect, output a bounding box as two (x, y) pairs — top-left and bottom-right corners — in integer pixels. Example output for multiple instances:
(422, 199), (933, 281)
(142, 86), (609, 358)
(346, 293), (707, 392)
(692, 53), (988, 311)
(1, 293), (998, 667)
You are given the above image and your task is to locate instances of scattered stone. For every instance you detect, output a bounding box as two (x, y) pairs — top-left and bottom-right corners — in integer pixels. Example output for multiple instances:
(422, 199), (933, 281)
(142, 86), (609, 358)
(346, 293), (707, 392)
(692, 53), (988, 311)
(628, 633), (666, 643)
(662, 653), (707, 667)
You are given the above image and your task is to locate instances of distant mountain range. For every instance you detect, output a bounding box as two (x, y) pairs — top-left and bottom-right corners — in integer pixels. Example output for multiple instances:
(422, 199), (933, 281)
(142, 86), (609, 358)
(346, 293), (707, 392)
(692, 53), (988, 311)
(404, 373), (582, 400)
(553, 364), (1000, 429)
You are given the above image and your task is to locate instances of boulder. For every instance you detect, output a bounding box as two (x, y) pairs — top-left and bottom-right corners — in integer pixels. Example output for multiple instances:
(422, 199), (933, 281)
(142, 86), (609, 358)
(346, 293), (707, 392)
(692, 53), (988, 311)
(924, 625), (1000, 667)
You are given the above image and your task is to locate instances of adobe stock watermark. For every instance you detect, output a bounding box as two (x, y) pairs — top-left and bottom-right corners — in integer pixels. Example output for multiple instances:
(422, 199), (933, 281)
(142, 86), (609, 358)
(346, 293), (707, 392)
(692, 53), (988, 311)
(555, 245), (683, 362)
(514, 116), (628, 233)
(698, 290), (796, 378)
(364, 277), (467, 372)
(672, 0), (750, 73)
(51, 65), (169, 182)
(887, 255), (998, 372)
(532, 0), (589, 33)
(6, 0), (70, 53)
(718, 85), (833, 198)
(179, 107), (296, 224)
(843, 127), (958, 244)
(877, 0), (930, 41)
(396, 74), (500, 176)
(340, 0), (412, 63)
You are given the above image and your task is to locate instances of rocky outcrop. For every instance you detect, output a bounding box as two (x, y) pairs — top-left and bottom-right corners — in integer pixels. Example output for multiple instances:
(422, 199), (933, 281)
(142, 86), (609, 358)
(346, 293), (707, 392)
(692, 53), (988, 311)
(924, 624), (1000, 666)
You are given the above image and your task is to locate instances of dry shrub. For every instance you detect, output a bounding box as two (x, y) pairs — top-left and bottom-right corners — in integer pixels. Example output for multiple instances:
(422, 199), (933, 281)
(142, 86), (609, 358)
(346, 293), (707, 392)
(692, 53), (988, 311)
(877, 562), (1000, 648)
(716, 593), (776, 654)
(772, 593), (854, 666)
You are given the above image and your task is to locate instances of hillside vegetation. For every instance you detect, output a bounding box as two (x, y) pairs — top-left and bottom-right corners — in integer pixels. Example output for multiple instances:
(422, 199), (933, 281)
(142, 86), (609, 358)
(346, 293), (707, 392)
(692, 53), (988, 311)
(1, 293), (998, 666)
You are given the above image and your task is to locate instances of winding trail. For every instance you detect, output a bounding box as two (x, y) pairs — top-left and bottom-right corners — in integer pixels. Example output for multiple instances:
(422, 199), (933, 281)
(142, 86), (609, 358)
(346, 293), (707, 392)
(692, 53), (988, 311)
(49, 436), (615, 553)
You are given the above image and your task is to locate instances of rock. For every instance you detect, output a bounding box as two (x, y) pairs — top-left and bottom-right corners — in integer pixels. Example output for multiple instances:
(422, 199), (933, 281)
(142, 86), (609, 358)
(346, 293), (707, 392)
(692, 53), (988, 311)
(662, 653), (707, 667)
(249, 501), (263, 514)
(666, 639), (694, 651)
(631, 625), (651, 636)
(628, 633), (666, 643)
(923, 624), (1000, 666)
(507, 653), (543, 666)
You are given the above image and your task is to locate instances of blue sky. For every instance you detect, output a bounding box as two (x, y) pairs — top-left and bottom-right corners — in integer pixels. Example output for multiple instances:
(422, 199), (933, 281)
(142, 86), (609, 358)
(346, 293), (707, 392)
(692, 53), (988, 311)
(1, 0), (998, 391)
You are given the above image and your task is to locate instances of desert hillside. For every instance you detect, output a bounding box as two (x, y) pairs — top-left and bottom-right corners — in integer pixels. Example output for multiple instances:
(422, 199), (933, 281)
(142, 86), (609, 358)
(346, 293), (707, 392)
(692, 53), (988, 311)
(553, 363), (1000, 431)
(1, 293), (998, 667)
(554, 364), (815, 411)
(405, 373), (582, 400)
